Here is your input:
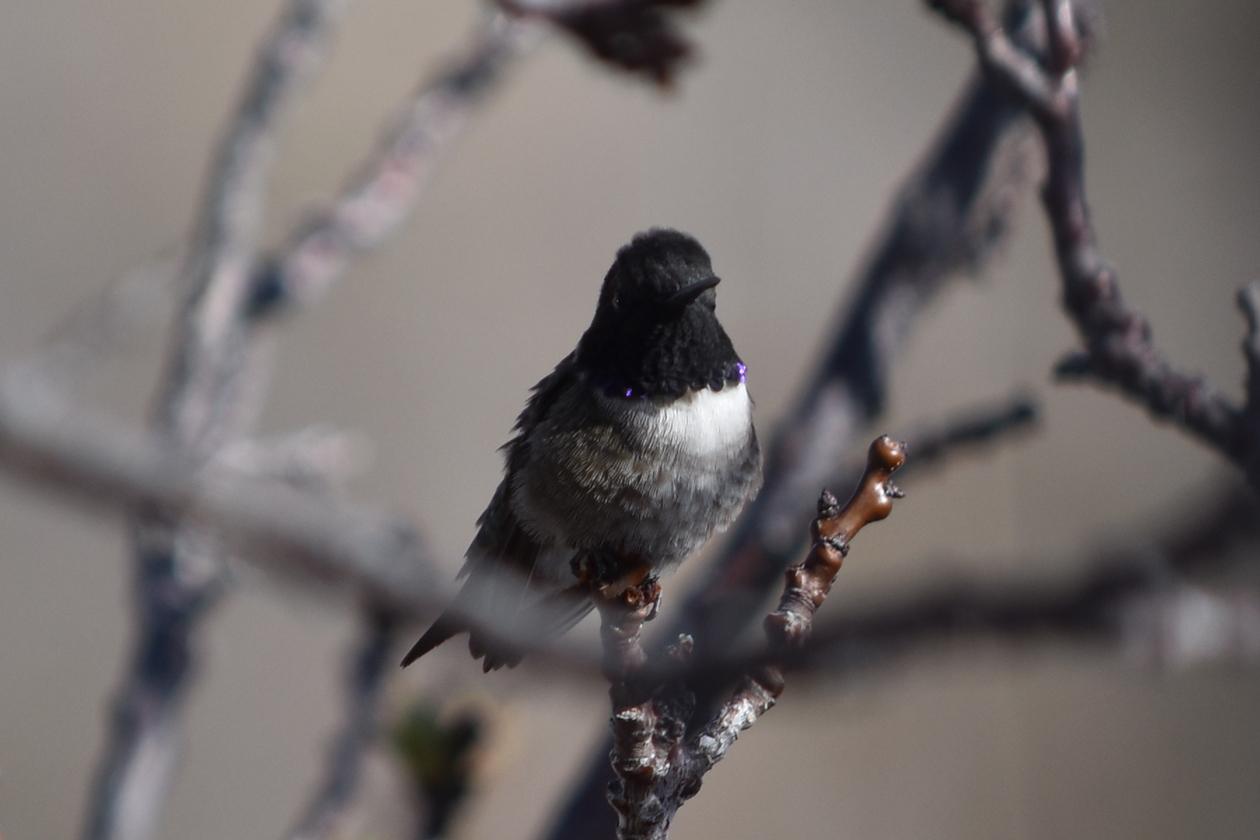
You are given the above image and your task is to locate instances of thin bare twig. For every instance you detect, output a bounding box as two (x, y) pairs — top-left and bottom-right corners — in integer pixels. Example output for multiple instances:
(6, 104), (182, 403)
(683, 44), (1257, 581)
(599, 438), (907, 840)
(84, 4), (351, 839)
(250, 13), (538, 319)
(801, 393), (1037, 525)
(928, 0), (1259, 490)
(159, 0), (351, 445)
(787, 487), (1260, 678)
(825, 392), (1037, 492)
(288, 610), (399, 840)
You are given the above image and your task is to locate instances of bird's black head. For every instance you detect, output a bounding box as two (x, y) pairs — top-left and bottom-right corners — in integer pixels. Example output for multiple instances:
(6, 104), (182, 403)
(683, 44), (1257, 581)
(576, 229), (745, 399)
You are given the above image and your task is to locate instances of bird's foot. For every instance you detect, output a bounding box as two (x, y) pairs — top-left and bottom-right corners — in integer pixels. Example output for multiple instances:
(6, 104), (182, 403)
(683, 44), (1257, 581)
(612, 575), (661, 623)
(641, 579), (662, 622)
(573, 552), (661, 621)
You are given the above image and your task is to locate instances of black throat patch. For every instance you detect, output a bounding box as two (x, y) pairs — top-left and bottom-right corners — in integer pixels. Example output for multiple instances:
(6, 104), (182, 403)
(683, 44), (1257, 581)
(576, 306), (745, 399)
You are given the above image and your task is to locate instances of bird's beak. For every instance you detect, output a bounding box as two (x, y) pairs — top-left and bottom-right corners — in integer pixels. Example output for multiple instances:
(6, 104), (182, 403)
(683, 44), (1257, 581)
(664, 276), (720, 309)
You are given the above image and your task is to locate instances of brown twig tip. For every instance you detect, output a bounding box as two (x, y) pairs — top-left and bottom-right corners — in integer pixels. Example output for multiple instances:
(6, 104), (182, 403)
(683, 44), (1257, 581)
(870, 434), (908, 471)
(847, 435), (908, 526)
(766, 436), (908, 648)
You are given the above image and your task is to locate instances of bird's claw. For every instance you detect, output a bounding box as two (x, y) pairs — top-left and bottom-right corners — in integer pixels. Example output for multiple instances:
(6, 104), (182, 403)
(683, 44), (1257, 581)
(642, 580), (662, 621)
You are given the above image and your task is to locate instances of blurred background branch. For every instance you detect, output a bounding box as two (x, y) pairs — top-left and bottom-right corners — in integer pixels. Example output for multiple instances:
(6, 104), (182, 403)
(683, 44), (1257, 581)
(288, 609), (399, 840)
(86, 3), (353, 839)
(1, 0), (1259, 839)
(931, 0), (1260, 488)
(249, 11), (538, 319)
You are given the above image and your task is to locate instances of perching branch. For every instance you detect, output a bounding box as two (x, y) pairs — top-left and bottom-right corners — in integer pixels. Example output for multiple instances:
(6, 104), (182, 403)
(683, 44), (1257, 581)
(687, 438), (906, 769)
(928, 0), (1260, 490)
(85, 4), (351, 840)
(596, 579), (669, 840)
(598, 437), (907, 840)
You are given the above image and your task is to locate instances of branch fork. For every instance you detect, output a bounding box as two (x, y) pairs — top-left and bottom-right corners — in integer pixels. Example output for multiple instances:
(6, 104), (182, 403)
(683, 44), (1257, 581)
(928, 0), (1260, 491)
(596, 436), (908, 839)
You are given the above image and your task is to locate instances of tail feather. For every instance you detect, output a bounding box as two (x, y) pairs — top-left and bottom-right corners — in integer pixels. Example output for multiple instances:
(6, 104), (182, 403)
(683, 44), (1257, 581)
(401, 584), (590, 670)
(402, 527), (591, 670)
(400, 614), (461, 667)
(469, 630), (522, 672)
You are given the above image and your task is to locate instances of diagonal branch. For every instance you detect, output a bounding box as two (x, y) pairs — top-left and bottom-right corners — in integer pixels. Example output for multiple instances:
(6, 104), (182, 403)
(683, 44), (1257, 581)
(250, 12), (538, 319)
(928, 0), (1258, 490)
(926, 0), (1066, 118)
(159, 0), (351, 445)
(675, 0), (1053, 656)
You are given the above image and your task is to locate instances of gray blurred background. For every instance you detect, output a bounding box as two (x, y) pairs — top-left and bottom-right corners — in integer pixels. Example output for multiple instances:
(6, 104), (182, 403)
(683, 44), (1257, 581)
(2, 1), (1260, 838)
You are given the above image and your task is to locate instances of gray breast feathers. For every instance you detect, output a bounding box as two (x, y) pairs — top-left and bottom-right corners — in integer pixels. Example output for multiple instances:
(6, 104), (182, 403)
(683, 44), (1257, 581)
(510, 382), (760, 572)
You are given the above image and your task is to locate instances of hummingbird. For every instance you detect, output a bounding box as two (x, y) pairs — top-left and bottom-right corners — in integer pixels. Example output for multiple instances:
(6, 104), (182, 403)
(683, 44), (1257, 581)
(401, 228), (761, 670)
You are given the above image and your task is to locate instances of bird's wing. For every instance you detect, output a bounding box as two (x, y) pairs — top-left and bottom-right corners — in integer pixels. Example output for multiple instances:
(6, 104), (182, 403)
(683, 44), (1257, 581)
(501, 351), (578, 475)
(402, 356), (587, 670)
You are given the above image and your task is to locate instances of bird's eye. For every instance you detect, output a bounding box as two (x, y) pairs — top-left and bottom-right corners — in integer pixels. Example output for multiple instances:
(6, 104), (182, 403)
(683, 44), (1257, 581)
(612, 293), (621, 309)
